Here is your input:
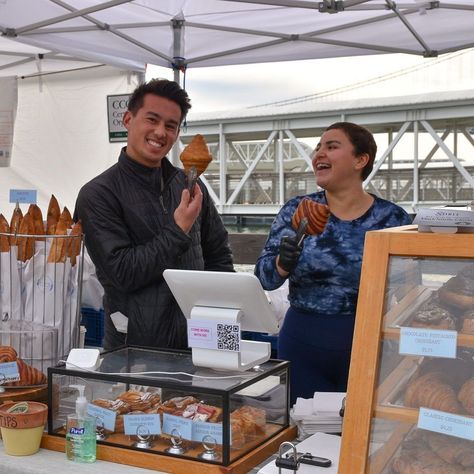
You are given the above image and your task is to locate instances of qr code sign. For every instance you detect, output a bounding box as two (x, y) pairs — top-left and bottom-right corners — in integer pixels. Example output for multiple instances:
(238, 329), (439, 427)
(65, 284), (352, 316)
(217, 324), (240, 351)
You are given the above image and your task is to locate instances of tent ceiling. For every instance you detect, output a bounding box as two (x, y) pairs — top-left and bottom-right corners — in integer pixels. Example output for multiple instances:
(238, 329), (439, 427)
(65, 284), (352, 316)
(1, 0), (474, 75)
(0, 36), (102, 77)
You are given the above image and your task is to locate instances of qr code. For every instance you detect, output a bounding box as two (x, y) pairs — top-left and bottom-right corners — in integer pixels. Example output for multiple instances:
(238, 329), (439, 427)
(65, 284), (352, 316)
(217, 324), (240, 351)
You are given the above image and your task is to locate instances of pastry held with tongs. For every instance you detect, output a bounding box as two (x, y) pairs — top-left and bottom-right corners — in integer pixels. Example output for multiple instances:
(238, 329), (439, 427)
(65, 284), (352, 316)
(179, 134), (213, 196)
(291, 198), (330, 236)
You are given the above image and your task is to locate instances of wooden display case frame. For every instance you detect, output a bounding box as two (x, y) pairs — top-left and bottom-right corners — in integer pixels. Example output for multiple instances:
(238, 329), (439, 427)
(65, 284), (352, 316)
(339, 224), (474, 473)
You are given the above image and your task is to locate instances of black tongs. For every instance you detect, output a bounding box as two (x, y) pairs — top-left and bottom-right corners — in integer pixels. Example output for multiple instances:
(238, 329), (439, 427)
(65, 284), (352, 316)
(187, 165), (198, 198)
(295, 216), (308, 246)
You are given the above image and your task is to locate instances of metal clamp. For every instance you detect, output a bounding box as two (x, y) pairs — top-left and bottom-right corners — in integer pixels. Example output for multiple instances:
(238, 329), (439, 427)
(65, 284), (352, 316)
(276, 441), (299, 473)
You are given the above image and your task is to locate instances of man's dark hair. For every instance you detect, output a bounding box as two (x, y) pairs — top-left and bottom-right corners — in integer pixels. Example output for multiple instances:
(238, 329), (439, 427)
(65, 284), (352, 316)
(127, 78), (191, 123)
(325, 122), (377, 180)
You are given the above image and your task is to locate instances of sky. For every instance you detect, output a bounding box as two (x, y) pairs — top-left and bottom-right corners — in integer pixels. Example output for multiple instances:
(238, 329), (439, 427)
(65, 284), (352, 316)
(146, 52), (441, 114)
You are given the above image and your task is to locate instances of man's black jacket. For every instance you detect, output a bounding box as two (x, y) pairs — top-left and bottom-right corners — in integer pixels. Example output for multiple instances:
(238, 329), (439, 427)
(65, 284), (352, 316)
(75, 149), (233, 349)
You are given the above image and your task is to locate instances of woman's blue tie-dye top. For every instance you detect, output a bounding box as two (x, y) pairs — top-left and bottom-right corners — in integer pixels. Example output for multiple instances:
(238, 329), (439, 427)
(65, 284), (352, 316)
(255, 191), (412, 316)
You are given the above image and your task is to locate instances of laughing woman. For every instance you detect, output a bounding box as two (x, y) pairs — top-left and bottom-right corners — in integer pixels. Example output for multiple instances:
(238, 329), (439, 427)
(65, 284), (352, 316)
(254, 122), (411, 405)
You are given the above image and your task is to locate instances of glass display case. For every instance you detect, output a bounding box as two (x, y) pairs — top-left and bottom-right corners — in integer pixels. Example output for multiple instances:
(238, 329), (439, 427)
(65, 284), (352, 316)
(47, 346), (290, 470)
(339, 225), (474, 473)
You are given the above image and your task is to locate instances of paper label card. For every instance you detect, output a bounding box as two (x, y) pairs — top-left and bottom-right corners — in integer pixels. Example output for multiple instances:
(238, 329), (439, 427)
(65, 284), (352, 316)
(187, 319), (241, 352)
(9, 189), (37, 204)
(418, 407), (474, 441)
(192, 420), (223, 444)
(162, 413), (193, 440)
(399, 327), (457, 358)
(0, 361), (20, 383)
(87, 404), (117, 432)
(413, 207), (474, 228)
(123, 413), (161, 436)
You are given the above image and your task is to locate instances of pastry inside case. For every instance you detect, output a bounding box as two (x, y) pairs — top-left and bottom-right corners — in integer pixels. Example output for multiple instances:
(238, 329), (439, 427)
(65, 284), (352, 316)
(47, 346), (290, 466)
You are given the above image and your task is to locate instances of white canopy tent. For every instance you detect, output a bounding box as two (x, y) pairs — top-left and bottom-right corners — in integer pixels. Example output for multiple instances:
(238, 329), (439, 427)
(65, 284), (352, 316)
(0, 36), (102, 78)
(2, 0), (474, 83)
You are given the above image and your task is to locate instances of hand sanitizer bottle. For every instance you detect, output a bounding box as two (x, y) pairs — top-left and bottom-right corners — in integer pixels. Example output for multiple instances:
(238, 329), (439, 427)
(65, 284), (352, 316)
(65, 384), (96, 463)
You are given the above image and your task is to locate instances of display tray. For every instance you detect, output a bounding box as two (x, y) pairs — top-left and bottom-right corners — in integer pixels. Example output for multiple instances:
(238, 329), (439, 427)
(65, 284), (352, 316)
(0, 385), (48, 405)
(41, 425), (297, 474)
(383, 285), (474, 343)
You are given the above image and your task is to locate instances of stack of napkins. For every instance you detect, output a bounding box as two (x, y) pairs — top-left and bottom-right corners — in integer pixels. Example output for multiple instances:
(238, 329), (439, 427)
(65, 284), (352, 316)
(290, 392), (346, 437)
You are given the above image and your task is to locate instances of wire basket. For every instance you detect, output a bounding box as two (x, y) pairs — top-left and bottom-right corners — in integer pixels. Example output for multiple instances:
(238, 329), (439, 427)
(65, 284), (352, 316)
(0, 232), (84, 368)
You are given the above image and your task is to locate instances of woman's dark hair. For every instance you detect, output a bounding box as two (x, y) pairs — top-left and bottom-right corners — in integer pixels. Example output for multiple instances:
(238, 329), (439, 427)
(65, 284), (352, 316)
(127, 78), (191, 123)
(325, 122), (377, 180)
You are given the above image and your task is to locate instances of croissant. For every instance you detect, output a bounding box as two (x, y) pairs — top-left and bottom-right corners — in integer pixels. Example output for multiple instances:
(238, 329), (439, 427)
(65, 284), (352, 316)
(458, 377), (474, 415)
(179, 134), (212, 175)
(0, 345), (18, 363)
(16, 212), (35, 262)
(0, 346), (47, 386)
(9, 205), (23, 246)
(404, 371), (461, 413)
(6, 358), (48, 386)
(291, 198), (330, 235)
(46, 194), (61, 235)
(0, 213), (10, 252)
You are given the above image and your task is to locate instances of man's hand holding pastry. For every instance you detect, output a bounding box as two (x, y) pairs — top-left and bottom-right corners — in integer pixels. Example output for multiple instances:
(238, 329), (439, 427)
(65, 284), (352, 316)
(174, 184), (203, 234)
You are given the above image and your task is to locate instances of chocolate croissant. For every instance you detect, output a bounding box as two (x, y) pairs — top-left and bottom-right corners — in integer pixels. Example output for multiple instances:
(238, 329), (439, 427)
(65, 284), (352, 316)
(292, 198), (330, 235)
(179, 134), (212, 175)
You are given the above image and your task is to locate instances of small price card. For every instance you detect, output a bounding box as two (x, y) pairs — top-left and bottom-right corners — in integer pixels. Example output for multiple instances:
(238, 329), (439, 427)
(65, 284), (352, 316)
(399, 327), (457, 358)
(192, 420), (223, 444)
(162, 413), (193, 440)
(123, 414), (161, 436)
(418, 407), (474, 441)
(87, 404), (117, 432)
(0, 361), (20, 383)
(9, 189), (37, 204)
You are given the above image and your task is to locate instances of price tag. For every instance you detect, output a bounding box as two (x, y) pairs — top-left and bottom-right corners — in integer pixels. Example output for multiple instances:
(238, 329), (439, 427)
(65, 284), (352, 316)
(418, 407), (474, 441)
(9, 189), (37, 204)
(0, 361), (20, 383)
(123, 414), (161, 435)
(399, 327), (457, 358)
(192, 420), (223, 444)
(162, 413), (193, 440)
(87, 404), (117, 432)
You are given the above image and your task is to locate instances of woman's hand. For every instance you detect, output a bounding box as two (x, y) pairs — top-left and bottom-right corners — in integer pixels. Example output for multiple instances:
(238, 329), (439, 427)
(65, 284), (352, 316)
(277, 235), (302, 276)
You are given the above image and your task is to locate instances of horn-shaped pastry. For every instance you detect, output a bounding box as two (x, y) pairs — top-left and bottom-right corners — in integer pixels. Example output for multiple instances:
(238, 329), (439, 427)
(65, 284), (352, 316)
(179, 134), (213, 176)
(292, 198), (330, 235)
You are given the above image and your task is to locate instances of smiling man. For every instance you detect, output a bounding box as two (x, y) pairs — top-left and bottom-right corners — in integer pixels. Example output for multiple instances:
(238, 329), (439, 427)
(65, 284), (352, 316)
(75, 79), (233, 350)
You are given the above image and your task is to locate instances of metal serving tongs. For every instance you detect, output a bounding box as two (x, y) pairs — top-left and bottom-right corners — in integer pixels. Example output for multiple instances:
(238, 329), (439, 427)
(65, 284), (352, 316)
(187, 165), (199, 198)
(295, 216), (308, 247)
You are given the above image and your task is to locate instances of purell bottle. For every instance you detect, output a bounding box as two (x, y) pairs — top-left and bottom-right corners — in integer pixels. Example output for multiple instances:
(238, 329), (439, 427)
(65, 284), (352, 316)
(65, 385), (96, 462)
